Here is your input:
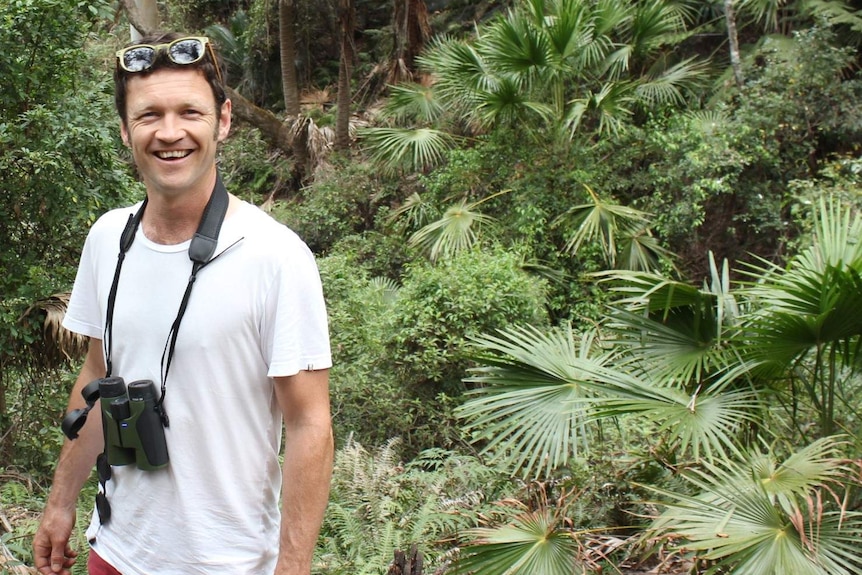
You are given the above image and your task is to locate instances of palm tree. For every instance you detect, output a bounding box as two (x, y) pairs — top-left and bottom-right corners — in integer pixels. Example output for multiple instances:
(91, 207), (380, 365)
(460, 197), (862, 475)
(453, 196), (862, 572)
(646, 437), (862, 575)
(335, 0), (355, 151)
(363, 0), (708, 173)
(279, 0), (311, 182)
(458, 252), (762, 479)
(555, 183), (673, 271)
(401, 189), (511, 262)
(737, 196), (862, 438)
(420, 0), (706, 138)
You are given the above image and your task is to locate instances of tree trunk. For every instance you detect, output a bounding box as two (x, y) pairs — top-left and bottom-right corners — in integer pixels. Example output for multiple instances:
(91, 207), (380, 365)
(279, 0), (308, 183)
(387, 546), (423, 575)
(130, 0), (158, 40)
(279, 0), (301, 116)
(119, 0), (156, 39)
(724, 0), (744, 88)
(335, 0), (355, 151)
(390, 0), (431, 83)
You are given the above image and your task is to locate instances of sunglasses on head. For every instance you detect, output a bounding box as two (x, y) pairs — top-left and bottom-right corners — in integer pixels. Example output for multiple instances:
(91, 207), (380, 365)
(116, 36), (222, 84)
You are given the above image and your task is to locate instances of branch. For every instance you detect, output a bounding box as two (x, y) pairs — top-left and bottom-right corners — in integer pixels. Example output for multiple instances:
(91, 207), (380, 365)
(225, 87), (293, 154)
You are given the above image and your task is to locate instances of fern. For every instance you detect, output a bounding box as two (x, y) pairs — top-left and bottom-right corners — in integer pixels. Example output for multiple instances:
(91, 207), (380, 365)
(319, 437), (501, 574)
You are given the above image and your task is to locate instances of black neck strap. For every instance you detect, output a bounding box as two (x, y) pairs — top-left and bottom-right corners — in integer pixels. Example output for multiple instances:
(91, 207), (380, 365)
(103, 173), (230, 425)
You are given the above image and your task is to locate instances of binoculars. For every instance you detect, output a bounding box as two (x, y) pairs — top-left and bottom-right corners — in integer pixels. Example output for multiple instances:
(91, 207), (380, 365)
(62, 377), (169, 471)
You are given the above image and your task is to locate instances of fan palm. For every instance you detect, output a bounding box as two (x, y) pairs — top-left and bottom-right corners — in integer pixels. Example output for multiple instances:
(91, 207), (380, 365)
(406, 189), (510, 262)
(555, 183), (672, 270)
(450, 509), (580, 575)
(360, 126), (458, 175)
(460, 325), (613, 478)
(413, 0), (706, 140)
(597, 252), (745, 387)
(456, 195), (862, 575)
(646, 436), (862, 574)
(460, 321), (760, 480)
(738, 196), (862, 437)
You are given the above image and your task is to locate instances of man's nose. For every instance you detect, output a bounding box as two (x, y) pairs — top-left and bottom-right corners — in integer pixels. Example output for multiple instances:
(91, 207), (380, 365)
(155, 114), (184, 141)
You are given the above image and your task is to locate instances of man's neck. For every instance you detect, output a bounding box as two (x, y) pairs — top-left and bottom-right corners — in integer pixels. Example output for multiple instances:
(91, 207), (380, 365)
(141, 177), (216, 246)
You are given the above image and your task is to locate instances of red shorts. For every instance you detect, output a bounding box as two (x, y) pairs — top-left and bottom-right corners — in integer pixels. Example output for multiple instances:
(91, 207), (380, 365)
(87, 549), (123, 575)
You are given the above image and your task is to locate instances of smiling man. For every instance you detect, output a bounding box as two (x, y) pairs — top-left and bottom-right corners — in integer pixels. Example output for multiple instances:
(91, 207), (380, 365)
(33, 33), (333, 575)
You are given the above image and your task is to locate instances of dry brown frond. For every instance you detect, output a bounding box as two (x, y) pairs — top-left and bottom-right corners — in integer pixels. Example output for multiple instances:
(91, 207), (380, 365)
(19, 293), (86, 370)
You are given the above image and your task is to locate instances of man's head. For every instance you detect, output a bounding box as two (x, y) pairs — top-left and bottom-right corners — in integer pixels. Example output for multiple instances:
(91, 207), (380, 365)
(116, 33), (232, 200)
(114, 32), (227, 126)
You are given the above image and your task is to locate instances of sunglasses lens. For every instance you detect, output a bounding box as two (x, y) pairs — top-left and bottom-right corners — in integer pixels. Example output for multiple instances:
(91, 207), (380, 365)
(121, 46), (156, 72)
(169, 39), (206, 65)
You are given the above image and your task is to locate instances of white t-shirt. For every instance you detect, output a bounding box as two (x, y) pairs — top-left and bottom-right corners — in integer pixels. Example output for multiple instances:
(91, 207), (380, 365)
(62, 199), (332, 574)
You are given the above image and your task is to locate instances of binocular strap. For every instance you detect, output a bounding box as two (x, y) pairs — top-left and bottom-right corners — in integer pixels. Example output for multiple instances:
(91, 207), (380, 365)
(94, 174), (231, 526)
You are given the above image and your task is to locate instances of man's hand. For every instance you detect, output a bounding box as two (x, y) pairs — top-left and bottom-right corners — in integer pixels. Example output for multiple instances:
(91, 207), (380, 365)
(33, 505), (78, 575)
(33, 339), (105, 574)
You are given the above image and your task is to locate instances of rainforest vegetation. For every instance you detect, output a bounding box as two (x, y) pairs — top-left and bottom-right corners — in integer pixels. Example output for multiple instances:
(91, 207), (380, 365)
(2, 0), (862, 573)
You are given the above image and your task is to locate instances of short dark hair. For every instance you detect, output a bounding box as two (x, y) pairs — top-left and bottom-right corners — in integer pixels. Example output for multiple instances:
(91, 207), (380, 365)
(114, 31), (227, 125)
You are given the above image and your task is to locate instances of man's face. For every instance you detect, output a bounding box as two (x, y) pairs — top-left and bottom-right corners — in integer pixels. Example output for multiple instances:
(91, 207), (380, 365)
(120, 68), (231, 200)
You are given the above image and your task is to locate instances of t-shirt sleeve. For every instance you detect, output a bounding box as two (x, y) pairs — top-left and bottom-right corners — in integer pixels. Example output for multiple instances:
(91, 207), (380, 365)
(62, 229), (105, 339)
(262, 236), (332, 377)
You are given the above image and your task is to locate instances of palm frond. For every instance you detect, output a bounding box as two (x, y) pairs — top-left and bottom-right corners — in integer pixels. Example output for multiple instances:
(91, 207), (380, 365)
(556, 184), (649, 266)
(616, 228), (675, 272)
(20, 292), (87, 368)
(635, 57), (709, 107)
(408, 196), (499, 262)
(451, 510), (579, 575)
(388, 191), (438, 229)
(384, 82), (446, 124)
(543, 0), (595, 62)
(629, 0), (688, 57)
(471, 77), (556, 129)
(460, 325), (612, 478)
(359, 126), (458, 175)
(805, 0), (862, 36)
(739, 198), (862, 371)
(738, 0), (784, 33)
(647, 437), (862, 575)
(365, 277), (400, 308)
(483, 13), (553, 83)
(684, 109), (733, 135)
(418, 37), (496, 105)
(590, 81), (637, 136)
(596, 257), (745, 388)
(570, 359), (762, 462)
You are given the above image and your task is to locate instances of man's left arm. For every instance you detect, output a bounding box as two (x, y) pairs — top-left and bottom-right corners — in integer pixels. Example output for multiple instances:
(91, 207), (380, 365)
(273, 369), (333, 575)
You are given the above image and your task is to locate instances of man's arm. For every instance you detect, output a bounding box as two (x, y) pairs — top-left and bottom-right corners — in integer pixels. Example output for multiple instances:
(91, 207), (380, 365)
(273, 369), (333, 575)
(33, 338), (106, 575)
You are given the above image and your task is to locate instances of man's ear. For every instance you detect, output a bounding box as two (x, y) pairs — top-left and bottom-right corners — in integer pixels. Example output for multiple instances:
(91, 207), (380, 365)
(120, 121), (130, 147)
(217, 99), (232, 142)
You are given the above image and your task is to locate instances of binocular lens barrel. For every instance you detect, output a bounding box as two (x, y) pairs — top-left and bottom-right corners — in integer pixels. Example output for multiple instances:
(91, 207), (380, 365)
(99, 376), (127, 399)
(128, 380), (158, 401)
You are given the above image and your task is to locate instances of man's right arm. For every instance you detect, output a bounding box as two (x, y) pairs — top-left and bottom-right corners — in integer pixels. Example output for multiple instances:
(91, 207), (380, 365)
(33, 338), (106, 575)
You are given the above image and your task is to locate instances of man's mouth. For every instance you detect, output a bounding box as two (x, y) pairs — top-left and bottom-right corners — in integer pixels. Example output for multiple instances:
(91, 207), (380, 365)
(156, 150), (192, 160)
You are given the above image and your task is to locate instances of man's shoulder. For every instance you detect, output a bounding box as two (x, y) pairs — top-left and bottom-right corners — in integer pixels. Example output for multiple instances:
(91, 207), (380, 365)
(87, 202), (144, 240)
(234, 201), (305, 245)
(229, 202), (317, 267)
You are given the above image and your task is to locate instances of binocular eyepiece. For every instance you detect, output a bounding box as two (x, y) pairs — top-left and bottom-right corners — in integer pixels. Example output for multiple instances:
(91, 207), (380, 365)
(62, 377), (169, 471)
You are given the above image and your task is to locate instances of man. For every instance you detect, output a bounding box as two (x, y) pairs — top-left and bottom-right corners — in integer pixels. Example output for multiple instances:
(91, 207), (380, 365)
(33, 32), (333, 575)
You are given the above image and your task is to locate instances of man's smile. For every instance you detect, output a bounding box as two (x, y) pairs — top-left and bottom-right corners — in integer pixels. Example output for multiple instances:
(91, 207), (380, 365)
(156, 150), (193, 160)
